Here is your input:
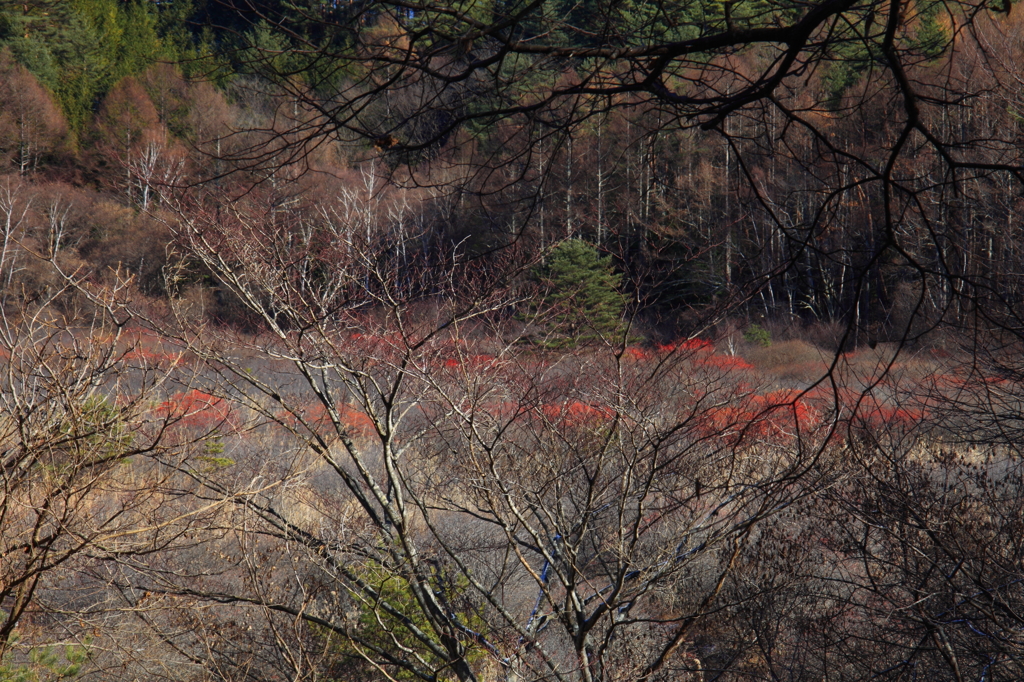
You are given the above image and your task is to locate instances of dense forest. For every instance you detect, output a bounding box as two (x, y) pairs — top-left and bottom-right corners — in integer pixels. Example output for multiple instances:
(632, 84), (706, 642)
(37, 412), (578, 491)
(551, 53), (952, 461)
(4, 0), (1024, 681)
(5, 0), (1023, 341)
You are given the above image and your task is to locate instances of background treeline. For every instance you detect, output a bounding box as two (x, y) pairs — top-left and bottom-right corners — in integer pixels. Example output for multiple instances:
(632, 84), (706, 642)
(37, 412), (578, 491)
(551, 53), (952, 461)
(2, 0), (1023, 347)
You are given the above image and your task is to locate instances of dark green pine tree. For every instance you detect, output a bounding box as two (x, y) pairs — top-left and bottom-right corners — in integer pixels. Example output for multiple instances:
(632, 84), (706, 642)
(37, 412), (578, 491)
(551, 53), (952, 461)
(0, 0), (167, 132)
(533, 239), (626, 347)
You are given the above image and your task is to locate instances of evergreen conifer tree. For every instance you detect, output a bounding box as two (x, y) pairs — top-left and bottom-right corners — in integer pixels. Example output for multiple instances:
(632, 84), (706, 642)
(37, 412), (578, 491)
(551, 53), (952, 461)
(0, 0), (165, 131)
(532, 239), (626, 347)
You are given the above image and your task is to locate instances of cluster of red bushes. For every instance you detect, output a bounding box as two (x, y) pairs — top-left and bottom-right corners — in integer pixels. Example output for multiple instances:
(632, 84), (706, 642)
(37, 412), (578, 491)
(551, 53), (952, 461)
(158, 390), (238, 435)
(275, 401), (376, 439)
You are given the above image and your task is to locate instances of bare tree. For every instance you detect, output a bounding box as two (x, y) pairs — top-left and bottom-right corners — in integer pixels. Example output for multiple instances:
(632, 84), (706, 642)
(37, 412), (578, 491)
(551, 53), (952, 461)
(0, 52), (68, 176)
(94, 186), (858, 682)
(0, 179), (211, 672)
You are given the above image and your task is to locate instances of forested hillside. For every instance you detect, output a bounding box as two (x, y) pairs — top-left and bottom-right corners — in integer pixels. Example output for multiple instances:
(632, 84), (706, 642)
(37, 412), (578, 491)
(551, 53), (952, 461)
(3, 1), (1024, 681)
(3, 0), (1023, 342)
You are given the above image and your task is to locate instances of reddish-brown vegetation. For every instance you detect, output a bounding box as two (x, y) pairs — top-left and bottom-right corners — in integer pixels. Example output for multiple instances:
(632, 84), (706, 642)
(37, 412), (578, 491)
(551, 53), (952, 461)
(159, 389), (239, 434)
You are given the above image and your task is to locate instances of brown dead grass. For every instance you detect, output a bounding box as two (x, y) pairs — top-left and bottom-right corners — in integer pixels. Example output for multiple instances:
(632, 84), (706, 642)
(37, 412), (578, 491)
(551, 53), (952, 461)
(745, 339), (831, 384)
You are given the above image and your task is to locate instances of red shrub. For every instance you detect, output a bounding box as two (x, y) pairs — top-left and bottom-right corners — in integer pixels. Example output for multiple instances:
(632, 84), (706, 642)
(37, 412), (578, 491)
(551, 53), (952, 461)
(159, 390), (238, 433)
(698, 390), (822, 445)
(538, 401), (614, 428)
(276, 401), (375, 438)
(657, 338), (714, 354)
(747, 390), (822, 438)
(623, 346), (650, 361)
